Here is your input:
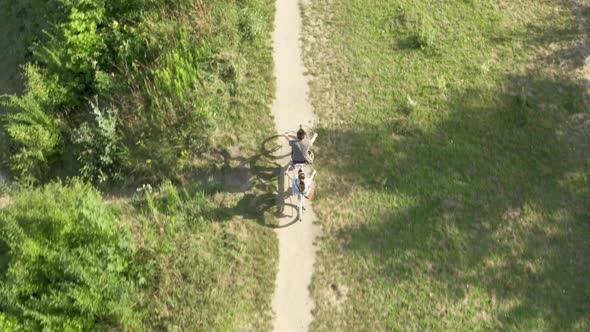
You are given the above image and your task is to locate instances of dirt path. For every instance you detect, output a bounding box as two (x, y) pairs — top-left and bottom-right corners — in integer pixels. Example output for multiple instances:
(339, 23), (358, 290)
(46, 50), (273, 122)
(271, 0), (319, 331)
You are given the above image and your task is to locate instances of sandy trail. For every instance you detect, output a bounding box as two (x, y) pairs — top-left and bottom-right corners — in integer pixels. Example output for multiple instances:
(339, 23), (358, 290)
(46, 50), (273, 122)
(271, 0), (319, 331)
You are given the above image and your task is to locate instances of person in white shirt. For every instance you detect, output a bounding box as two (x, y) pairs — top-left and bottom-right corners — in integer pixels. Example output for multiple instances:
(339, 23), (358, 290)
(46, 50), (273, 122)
(285, 168), (317, 197)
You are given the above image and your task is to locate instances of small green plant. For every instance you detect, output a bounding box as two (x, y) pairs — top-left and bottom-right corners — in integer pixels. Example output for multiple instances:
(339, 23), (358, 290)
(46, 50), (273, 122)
(73, 96), (127, 184)
(239, 8), (265, 40)
(414, 17), (437, 49)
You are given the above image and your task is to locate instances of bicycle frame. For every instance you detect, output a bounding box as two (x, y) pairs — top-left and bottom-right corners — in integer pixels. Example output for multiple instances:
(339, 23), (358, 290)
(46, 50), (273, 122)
(286, 163), (311, 222)
(296, 191), (304, 222)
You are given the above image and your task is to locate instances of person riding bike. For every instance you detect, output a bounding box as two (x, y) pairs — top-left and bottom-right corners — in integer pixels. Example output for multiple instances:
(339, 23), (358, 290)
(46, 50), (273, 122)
(283, 126), (318, 165)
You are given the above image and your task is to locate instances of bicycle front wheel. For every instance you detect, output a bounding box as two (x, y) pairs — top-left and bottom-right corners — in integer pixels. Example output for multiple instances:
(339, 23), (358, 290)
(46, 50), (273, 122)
(298, 194), (303, 221)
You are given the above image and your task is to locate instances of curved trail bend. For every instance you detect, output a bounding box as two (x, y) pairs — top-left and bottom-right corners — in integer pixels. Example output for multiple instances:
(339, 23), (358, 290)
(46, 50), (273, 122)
(271, 0), (319, 331)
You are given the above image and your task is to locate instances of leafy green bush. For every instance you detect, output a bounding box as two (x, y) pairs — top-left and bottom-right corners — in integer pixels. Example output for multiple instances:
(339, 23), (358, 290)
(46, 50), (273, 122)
(33, 0), (110, 106)
(0, 179), (136, 330)
(0, 312), (28, 331)
(0, 64), (65, 182)
(73, 96), (127, 183)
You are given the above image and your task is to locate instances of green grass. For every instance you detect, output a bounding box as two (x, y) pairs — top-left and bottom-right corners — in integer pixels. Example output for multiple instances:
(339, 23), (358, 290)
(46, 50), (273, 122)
(114, 2), (282, 326)
(110, 0), (281, 329)
(119, 181), (277, 331)
(303, 0), (590, 330)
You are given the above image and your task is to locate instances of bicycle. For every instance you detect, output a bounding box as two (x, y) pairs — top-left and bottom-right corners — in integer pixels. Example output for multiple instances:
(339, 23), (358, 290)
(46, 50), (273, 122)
(282, 124), (318, 222)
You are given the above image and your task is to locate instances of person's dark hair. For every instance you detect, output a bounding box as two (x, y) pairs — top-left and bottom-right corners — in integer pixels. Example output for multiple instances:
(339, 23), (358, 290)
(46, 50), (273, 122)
(298, 170), (306, 192)
(297, 128), (306, 140)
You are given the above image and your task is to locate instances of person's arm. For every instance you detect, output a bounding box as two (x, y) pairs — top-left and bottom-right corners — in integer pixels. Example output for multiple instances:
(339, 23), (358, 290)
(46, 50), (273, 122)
(309, 132), (318, 145)
(283, 132), (297, 140)
(309, 169), (317, 182)
(284, 170), (293, 180)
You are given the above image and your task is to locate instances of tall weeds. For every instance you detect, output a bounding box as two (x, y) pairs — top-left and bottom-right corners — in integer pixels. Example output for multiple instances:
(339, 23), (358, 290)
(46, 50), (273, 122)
(0, 64), (64, 183)
(1, 0), (274, 183)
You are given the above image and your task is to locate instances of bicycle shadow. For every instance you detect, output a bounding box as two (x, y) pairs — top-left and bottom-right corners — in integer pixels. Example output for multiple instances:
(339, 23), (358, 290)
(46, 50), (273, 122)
(207, 134), (306, 228)
(102, 133), (306, 227)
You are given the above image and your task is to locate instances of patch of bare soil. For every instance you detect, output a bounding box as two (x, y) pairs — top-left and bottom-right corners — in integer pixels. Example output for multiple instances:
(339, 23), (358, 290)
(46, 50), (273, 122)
(0, 195), (11, 209)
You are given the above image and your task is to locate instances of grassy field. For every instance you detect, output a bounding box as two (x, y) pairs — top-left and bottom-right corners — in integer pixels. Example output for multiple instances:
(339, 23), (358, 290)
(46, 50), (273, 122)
(303, 0), (590, 330)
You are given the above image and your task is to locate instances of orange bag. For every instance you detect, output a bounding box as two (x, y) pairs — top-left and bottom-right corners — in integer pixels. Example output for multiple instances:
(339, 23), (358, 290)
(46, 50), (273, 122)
(304, 188), (315, 200)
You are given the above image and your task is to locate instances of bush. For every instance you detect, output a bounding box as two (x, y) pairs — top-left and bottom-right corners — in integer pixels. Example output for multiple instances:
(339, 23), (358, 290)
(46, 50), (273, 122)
(73, 96), (127, 184)
(0, 312), (28, 331)
(0, 179), (136, 330)
(32, 0), (107, 106)
(0, 64), (65, 182)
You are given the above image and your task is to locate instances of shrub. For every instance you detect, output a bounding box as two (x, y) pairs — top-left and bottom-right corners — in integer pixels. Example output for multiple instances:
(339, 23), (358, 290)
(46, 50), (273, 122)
(6, 0), (274, 182)
(0, 179), (136, 330)
(72, 96), (127, 184)
(0, 64), (65, 182)
(32, 0), (107, 106)
(0, 312), (28, 331)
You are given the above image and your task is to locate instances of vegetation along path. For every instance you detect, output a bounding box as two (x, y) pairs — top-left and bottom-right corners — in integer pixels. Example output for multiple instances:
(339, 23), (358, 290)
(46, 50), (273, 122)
(271, 0), (320, 331)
